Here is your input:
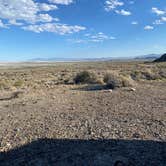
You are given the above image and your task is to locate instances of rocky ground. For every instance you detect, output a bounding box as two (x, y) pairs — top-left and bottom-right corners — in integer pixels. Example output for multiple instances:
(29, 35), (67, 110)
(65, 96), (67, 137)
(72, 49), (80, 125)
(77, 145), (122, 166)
(0, 61), (165, 166)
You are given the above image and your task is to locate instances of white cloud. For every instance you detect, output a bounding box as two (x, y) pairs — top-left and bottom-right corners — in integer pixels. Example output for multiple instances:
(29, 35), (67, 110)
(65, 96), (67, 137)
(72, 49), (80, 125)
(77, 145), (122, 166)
(151, 7), (166, 26)
(38, 3), (58, 11)
(105, 0), (124, 11)
(131, 21), (138, 25)
(73, 32), (116, 43)
(91, 35), (108, 41)
(22, 23), (86, 35)
(37, 14), (54, 23)
(0, 0), (57, 23)
(8, 19), (23, 26)
(68, 39), (87, 44)
(110, 36), (116, 40)
(153, 17), (166, 25)
(0, 19), (7, 28)
(0, 0), (85, 35)
(70, 32), (116, 44)
(90, 32), (115, 41)
(48, 0), (73, 5)
(152, 7), (165, 15)
(161, 16), (166, 22)
(153, 19), (163, 25)
(115, 9), (131, 16)
(144, 25), (154, 30)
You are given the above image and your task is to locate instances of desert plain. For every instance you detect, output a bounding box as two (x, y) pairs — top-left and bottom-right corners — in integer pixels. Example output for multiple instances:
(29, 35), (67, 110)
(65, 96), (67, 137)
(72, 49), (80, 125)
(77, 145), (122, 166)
(0, 61), (165, 166)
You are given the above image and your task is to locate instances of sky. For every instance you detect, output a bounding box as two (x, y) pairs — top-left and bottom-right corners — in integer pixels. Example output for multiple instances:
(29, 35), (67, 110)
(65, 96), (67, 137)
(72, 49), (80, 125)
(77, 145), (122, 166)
(0, 0), (166, 61)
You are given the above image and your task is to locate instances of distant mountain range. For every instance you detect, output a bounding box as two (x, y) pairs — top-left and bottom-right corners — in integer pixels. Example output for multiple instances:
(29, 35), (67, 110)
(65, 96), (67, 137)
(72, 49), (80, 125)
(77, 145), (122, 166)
(134, 54), (161, 60)
(29, 57), (115, 62)
(29, 54), (162, 62)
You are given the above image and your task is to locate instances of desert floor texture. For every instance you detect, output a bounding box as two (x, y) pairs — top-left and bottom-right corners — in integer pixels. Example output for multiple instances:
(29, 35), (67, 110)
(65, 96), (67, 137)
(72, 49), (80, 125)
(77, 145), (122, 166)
(0, 61), (165, 166)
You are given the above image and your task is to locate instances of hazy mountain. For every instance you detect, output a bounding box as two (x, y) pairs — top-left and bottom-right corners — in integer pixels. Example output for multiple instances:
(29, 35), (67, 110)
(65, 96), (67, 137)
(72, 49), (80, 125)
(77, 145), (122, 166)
(154, 53), (166, 62)
(29, 57), (113, 62)
(29, 54), (161, 62)
(134, 54), (161, 60)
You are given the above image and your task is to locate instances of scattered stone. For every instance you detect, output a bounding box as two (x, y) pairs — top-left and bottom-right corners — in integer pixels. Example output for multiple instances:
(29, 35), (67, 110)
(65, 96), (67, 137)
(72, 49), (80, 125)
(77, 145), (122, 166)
(103, 89), (113, 93)
(130, 88), (136, 91)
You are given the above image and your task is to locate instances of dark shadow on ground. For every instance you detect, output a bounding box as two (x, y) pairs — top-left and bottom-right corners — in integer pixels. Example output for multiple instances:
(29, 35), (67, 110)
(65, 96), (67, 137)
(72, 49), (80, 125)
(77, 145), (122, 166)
(72, 84), (109, 91)
(0, 139), (165, 166)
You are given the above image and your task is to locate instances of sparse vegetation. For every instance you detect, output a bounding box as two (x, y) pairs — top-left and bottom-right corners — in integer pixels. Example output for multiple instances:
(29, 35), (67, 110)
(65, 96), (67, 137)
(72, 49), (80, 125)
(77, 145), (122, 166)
(13, 80), (23, 87)
(104, 72), (134, 89)
(0, 61), (165, 165)
(0, 80), (9, 90)
(74, 71), (98, 84)
(130, 68), (166, 81)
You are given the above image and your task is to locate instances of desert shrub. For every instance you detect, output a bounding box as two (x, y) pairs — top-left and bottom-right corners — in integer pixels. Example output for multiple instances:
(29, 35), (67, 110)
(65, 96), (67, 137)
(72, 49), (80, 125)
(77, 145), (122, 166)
(131, 69), (160, 81)
(141, 69), (159, 80)
(13, 80), (23, 87)
(74, 71), (98, 84)
(158, 69), (166, 79)
(0, 80), (10, 90)
(104, 72), (134, 89)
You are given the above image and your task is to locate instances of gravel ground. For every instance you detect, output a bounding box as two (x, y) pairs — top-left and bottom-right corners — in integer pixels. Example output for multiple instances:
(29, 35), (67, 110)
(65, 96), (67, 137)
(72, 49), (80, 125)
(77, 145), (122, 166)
(0, 62), (165, 165)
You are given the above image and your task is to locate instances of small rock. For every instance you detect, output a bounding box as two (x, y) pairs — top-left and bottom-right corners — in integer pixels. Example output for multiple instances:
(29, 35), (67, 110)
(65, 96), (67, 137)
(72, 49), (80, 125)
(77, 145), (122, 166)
(130, 88), (136, 91)
(132, 132), (140, 138)
(103, 89), (113, 93)
(70, 107), (76, 110)
(6, 143), (11, 147)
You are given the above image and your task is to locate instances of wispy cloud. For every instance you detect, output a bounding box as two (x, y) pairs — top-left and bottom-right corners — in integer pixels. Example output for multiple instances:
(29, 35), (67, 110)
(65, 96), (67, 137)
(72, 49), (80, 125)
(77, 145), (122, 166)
(144, 25), (154, 30)
(90, 32), (116, 42)
(131, 21), (138, 25)
(38, 3), (58, 11)
(22, 23), (86, 35)
(153, 16), (166, 25)
(152, 7), (165, 15)
(0, 0), (58, 24)
(115, 9), (131, 16)
(8, 20), (23, 26)
(0, 0), (85, 35)
(69, 32), (116, 44)
(152, 6), (166, 26)
(105, 0), (124, 12)
(105, 0), (131, 16)
(0, 19), (8, 28)
(48, 0), (74, 5)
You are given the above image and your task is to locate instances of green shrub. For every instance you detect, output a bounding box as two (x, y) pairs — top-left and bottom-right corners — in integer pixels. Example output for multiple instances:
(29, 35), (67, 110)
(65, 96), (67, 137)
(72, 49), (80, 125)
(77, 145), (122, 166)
(74, 71), (98, 84)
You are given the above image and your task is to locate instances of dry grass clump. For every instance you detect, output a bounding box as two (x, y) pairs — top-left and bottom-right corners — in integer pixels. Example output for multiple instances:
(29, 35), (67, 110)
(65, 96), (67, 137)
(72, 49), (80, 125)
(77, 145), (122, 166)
(131, 69), (160, 81)
(158, 69), (166, 79)
(0, 80), (10, 90)
(74, 71), (99, 84)
(13, 80), (24, 87)
(104, 72), (134, 89)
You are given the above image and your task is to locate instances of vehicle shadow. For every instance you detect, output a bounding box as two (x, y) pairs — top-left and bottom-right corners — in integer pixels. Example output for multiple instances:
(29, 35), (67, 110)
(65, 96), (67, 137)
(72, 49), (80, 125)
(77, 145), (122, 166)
(0, 138), (165, 166)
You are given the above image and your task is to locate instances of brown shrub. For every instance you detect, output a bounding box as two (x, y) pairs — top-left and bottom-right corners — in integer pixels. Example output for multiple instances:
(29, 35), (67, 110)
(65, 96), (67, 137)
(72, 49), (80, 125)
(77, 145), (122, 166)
(74, 71), (98, 84)
(131, 69), (160, 81)
(13, 80), (23, 87)
(104, 72), (134, 89)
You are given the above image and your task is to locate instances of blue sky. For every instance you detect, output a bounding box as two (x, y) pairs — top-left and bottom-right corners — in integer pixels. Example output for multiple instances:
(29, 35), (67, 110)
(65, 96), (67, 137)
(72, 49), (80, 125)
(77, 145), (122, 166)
(0, 0), (166, 61)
